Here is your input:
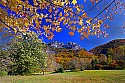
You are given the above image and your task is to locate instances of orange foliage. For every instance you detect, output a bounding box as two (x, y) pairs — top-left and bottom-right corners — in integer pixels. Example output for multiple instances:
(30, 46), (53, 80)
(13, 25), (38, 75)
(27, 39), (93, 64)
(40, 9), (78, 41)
(1, 0), (123, 39)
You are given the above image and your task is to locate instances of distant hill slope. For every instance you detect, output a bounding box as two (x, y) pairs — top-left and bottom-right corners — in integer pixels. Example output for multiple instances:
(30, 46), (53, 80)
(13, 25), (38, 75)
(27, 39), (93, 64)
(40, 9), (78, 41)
(89, 39), (125, 55)
(45, 41), (94, 70)
(45, 41), (89, 56)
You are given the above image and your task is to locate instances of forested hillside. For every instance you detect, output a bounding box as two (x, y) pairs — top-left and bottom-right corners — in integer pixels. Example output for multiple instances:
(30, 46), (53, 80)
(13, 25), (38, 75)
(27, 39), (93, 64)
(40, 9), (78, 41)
(89, 39), (125, 60)
(45, 41), (94, 71)
(46, 39), (125, 71)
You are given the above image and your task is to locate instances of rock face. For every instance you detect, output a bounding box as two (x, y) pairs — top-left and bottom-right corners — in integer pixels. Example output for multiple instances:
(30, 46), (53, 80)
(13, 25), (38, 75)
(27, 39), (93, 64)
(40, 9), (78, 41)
(48, 41), (64, 48)
(47, 41), (83, 50)
(89, 39), (125, 55)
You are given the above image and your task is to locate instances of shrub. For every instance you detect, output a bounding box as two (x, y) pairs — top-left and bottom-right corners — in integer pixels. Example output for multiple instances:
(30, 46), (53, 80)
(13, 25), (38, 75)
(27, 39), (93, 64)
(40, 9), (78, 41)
(109, 63), (118, 70)
(95, 64), (103, 70)
(80, 67), (85, 71)
(116, 60), (124, 69)
(54, 67), (64, 73)
(0, 70), (7, 76)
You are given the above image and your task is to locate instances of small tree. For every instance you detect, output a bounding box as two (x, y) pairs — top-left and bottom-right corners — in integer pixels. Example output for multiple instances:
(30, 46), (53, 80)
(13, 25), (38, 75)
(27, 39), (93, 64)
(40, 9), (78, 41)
(67, 57), (84, 71)
(91, 59), (99, 69)
(0, 49), (8, 71)
(68, 59), (78, 71)
(116, 60), (124, 69)
(107, 55), (113, 64)
(8, 32), (46, 75)
(109, 60), (118, 70)
(0, 48), (10, 76)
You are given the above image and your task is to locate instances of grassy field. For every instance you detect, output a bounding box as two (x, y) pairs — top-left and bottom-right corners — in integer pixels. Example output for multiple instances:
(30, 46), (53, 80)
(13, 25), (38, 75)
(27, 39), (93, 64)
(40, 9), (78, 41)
(0, 70), (125, 83)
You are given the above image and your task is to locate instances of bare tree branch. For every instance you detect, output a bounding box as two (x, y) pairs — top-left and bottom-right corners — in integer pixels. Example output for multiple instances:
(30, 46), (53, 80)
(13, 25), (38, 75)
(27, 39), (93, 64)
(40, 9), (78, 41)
(91, 0), (116, 22)
(0, 19), (14, 31)
(86, 0), (103, 13)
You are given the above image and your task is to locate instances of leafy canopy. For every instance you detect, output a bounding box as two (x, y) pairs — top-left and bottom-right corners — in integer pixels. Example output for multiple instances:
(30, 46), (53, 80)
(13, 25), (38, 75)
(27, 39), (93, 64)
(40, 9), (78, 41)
(0, 0), (125, 40)
(8, 32), (47, 75)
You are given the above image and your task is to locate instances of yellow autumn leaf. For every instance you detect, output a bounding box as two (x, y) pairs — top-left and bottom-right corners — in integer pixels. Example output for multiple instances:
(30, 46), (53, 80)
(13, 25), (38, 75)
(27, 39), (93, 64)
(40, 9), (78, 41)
(49, 7), (52, 13)
(39, 14), (44, 19)
(46, 19), (52, 22)
(98, 20), (103, 25)
(52, 27), (56, 31)
(82, 32), (89, 38)
(16, 35), (22, 38)
(69, 21), (73, 25)
(88, 29), (91, 34)
(72, 0), (77, 5)
(68, 31), (74, 36)
(2, 0), (7, 3)
(79, 19), (83, 26)
(92, 24), (100, 30)
(76, 6), (80, 12)
(13, 28), (17, 33)
(47, 32), (54, 40)
(86, 18), (92, 24)
(94, 31), (97, 35)
(25, 22), (29, 27)
(33, 0), (38, 5)
(78, 28), (83, 33)
(56, 27), (62, 32)
(59, 12), (62, 17)
(82, 13), (88, 18)
(64, 9), (68, 13)
(70, 26), (76, 31)
(45, 30), (50, 33)
(61, 2), (65, 6)
(43, 25), (48, 30)
(17, 0), (22, 3)
(63, 19), (68, 25)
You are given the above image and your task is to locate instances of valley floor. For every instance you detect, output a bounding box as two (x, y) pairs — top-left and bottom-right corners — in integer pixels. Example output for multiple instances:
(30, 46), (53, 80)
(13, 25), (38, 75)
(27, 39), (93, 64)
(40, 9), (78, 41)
(0, 70), (125, 83)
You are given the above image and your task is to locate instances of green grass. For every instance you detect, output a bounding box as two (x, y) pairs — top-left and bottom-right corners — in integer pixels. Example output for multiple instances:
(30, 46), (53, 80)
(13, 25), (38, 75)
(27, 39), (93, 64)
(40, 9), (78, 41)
(0, 70), (125, 83)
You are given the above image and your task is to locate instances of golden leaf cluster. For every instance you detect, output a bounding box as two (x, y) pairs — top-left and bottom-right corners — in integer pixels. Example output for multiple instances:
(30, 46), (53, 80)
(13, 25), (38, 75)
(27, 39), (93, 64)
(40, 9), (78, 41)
(1, 0), (122, 40)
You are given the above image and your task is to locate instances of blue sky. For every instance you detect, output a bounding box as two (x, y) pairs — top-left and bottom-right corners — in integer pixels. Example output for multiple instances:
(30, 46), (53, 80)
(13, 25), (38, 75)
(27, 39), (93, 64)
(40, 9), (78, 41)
(0, 0), (125, 50)
(41, 0), (125, 50)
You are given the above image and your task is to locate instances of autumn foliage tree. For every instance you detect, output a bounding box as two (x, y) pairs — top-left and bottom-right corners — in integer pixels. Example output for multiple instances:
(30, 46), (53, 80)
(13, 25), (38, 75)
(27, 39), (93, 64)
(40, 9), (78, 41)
(0, 0), (125, 40)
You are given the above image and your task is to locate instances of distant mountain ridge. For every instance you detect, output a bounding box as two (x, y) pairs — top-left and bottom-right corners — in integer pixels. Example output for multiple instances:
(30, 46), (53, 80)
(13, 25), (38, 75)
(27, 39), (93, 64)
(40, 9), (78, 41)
(89, 39), (125, 55)
(47, 41), (83, 50)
